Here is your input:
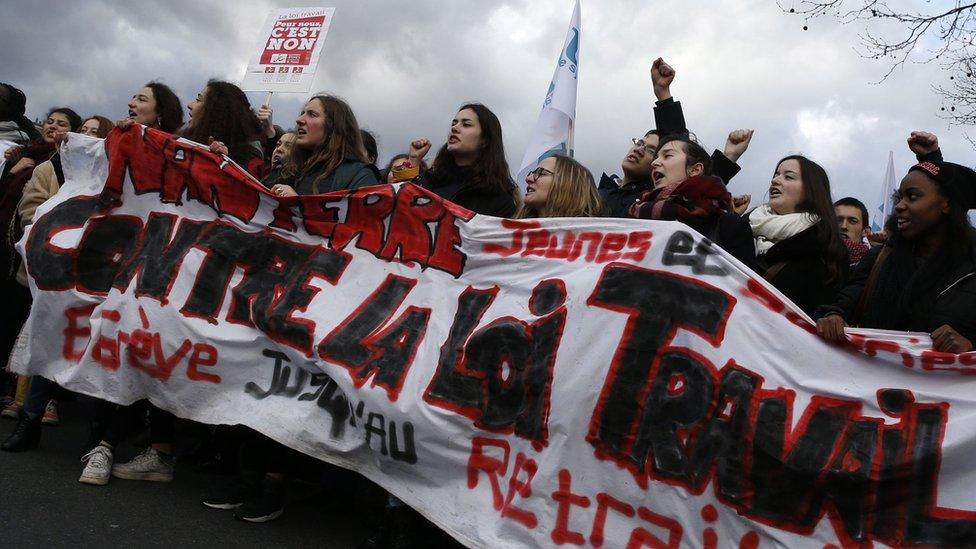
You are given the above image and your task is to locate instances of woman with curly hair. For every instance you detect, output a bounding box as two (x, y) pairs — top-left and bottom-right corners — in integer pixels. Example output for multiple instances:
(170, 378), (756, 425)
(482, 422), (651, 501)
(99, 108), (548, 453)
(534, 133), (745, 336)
(184, 80), (265, 177)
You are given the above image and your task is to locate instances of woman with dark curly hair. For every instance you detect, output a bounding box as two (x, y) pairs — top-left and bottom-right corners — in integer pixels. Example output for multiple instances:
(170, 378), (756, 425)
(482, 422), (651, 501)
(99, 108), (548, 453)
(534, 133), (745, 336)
(184, 80), (265, 177)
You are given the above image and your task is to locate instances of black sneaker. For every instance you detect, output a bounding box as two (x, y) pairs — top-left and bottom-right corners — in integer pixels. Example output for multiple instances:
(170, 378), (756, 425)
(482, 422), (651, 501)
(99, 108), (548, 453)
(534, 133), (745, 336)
(1, 412), (42, 452)
(202, 480), (249, 510)
(234, 480), (284, 523)
(357, 506), (427, 549)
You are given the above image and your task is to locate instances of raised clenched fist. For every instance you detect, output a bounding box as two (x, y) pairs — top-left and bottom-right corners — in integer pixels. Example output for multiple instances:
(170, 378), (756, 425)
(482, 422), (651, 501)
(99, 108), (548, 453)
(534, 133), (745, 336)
(409, 138), (431, 161)
(907, 131), (939, 156)
(732, 194), (752, 215)
(651, 57), (676, 101)
(724, 129), (755, 163)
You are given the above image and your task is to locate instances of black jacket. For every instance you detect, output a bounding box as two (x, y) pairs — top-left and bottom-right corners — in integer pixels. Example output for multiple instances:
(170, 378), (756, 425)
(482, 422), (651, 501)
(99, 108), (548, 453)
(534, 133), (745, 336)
(654, 97), (741, 184)
(265, 158), (379, 195)
(759, 225), (847, 317)
(818, 236), (976, 342)
(685, 213), (759, 273)
(598, 174), (652, 218)
(420, 164), (518, 218)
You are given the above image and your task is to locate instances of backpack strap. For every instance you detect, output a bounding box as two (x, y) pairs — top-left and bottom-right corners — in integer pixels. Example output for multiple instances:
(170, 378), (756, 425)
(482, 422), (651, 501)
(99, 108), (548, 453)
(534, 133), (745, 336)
(764, 261), (788, 282)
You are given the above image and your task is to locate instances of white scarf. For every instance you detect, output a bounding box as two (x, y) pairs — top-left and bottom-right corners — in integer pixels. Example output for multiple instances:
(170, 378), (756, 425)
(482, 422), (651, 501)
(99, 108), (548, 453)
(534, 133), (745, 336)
(748, 204), (818, 255)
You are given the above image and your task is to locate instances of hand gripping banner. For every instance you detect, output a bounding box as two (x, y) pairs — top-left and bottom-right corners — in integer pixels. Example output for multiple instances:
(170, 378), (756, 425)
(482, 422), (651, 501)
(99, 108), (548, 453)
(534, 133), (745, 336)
(15, 127), (976, 548)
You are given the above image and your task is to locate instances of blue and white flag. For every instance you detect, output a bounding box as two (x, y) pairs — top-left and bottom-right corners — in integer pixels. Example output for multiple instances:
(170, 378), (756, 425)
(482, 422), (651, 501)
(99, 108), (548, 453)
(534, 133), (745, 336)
(516, 0), (580, 193)
(872, 151), (896, 231)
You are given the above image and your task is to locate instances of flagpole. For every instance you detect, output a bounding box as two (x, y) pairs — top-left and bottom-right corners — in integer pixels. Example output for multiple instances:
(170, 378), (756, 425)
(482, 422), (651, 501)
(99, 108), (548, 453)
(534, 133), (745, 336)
(567, 118), (575, 157)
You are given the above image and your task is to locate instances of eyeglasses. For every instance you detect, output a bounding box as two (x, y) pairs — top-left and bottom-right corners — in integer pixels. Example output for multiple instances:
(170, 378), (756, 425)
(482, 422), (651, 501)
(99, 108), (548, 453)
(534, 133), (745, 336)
(527, 166), (554, 179)
(631, 137), (656, 155)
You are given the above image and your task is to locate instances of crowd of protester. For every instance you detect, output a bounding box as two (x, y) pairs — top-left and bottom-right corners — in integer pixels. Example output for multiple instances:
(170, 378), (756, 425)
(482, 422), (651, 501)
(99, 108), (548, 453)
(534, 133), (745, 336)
(1, 54), (975, 548)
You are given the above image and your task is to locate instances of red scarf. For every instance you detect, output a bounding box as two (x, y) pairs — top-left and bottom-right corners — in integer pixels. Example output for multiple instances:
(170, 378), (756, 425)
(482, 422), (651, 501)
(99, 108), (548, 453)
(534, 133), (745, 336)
(629, 175), (732, 221)
(844, 237), (870, 266)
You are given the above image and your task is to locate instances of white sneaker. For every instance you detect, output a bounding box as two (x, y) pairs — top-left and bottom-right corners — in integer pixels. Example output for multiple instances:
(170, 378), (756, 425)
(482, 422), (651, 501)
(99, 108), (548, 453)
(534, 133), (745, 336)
(79, 445), (113, 486)
(111, 447), (174, 482)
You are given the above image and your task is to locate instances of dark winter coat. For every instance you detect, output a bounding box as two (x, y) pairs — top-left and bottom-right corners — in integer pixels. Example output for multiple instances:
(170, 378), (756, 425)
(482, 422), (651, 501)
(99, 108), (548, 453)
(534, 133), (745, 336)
(686, 213), (760, 273)
(264, 158), (379, 195)
(758, 225), (848, 317)
(818, 235), (976, 343)
(0, 140), (55, 279)
(598, 174), (652, 219)
(419, 164), (518, 218)
(654, 97), (741, 184)
(233, 144), (265, 180)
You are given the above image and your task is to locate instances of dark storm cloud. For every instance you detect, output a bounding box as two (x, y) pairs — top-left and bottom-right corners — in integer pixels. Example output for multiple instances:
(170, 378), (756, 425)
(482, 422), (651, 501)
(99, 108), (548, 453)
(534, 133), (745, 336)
(0, 0), (966, 214)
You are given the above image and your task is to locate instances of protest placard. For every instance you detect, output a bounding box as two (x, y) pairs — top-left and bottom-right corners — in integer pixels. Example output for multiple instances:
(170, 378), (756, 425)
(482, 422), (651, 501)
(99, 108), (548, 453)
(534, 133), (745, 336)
(241, 7), (334, 93)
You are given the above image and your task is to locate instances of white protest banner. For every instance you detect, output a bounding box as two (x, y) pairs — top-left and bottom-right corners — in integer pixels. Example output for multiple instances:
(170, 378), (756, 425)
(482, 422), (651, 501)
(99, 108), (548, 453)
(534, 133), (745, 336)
(241, 7), (334, 93)
(16, 127), (976, 548)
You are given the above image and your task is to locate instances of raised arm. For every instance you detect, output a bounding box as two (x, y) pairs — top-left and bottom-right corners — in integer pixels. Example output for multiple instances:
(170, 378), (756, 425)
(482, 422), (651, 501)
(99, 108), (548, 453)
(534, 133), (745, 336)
(651, 58), (686, 136)
(907, 131), (942, 163)
(711, 129), (754, 184)
(650, 58), (745, 183)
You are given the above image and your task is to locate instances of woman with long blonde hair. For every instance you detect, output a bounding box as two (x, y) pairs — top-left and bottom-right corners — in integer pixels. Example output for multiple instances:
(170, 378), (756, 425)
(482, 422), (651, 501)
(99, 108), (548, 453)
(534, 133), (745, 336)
(517, 154), (606, 218)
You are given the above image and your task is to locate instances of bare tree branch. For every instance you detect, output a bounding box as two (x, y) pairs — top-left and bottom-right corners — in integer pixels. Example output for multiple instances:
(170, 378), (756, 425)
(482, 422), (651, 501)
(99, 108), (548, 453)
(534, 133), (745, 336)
(780, 1), (976, 127)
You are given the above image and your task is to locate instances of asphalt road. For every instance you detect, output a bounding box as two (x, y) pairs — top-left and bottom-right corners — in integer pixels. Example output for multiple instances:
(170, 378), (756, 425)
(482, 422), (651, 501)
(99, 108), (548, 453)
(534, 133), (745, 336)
(0, 399), (376, 548)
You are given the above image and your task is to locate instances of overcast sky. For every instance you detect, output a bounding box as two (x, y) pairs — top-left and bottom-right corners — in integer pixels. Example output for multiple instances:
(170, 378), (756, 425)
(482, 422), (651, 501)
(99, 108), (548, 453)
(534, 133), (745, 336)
(2, 0), (968, 221)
